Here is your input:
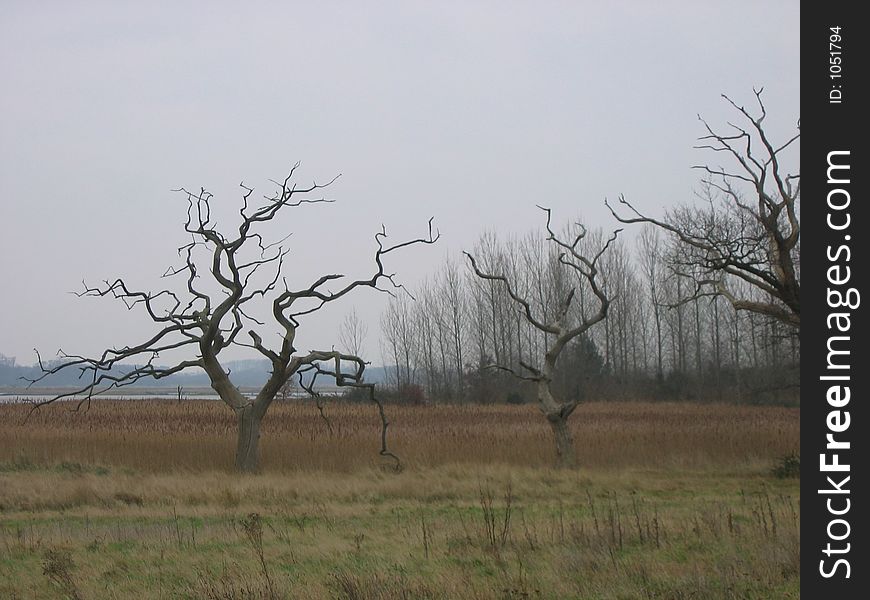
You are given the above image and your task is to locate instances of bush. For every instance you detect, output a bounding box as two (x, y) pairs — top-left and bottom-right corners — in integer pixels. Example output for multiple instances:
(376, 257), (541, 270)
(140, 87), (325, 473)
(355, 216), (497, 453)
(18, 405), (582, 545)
(341, 386), (372, 403)
(505, 391), (527, 405)
(345, 383), (427, 404)
(771, 453), (800, 478)
(397, 384), (426, 405)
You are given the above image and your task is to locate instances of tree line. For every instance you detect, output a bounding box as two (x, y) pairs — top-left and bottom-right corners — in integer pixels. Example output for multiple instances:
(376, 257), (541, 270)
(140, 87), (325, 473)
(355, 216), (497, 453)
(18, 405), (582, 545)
(379, 222), (798, 408)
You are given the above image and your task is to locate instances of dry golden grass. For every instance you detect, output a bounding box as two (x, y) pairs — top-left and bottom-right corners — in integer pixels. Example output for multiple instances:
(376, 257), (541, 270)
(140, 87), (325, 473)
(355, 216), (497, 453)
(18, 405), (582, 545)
(0, 400), (799, 473)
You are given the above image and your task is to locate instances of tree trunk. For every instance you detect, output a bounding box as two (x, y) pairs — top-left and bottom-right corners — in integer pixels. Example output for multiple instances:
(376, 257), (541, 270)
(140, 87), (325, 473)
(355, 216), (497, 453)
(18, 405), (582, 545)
(235, 404), (263, 473)
(202, 354), (263, 473)
(538, 382), (576, 468)
(547, 413), (576, 468)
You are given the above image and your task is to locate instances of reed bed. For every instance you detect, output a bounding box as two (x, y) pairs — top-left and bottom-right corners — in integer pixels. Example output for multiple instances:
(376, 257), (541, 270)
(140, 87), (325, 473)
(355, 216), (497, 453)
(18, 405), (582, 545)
(0, 400), (798, 473)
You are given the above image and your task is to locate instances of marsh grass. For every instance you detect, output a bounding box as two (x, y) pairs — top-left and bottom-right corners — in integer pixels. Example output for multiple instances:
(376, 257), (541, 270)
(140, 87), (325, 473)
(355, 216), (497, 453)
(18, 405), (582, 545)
(0, 466), (799, 599)
(0, 400), (800, 599)
(0, 400), (798, 472)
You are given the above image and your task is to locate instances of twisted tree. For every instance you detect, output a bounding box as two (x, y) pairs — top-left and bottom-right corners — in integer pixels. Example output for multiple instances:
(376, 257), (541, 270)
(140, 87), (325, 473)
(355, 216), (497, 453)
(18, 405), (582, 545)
(607, 89), (800, 328)
(464, 208), (619, 467)
(28, 165), (438, 472)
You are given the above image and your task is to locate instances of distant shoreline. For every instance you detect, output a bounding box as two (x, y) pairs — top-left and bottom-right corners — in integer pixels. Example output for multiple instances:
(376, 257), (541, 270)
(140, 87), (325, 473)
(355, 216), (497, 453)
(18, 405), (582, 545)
(0, 385), (341, 402)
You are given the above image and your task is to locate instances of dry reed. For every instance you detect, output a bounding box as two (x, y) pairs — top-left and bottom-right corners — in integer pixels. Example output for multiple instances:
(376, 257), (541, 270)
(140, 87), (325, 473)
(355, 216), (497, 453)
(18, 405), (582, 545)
(0, 400), (798, 473)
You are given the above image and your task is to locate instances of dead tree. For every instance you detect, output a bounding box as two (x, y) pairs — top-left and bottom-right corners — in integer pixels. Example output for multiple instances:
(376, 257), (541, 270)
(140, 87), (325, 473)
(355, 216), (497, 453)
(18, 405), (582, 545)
(27, 165), (437, 472)
(607, 89), (800, 328)
(464, 208), (619, 467)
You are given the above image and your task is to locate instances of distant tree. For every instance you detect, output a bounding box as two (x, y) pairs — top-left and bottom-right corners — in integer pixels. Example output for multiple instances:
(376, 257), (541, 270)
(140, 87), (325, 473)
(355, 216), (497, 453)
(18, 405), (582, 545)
(380, 294), (418, 390)
(608, 89), (800, 328)
(27, 165), (437, 472)
(636, 226), (665, 380)
(339, 308), (368, 359)
(465, 208), (619, 467)
(554, 333), (605, 401)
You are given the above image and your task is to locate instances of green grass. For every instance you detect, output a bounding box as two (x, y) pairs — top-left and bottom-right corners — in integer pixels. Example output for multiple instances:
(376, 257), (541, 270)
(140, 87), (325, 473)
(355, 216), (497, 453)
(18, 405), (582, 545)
(0, 464), (798, 599)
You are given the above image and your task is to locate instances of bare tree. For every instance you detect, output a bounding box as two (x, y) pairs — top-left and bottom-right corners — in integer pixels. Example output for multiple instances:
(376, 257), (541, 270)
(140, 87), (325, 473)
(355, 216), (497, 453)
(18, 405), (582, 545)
(27, 165), (437, 472)
(401, 260), (470, 402)
(465, 208), (619, 467)
(607, 89), (800, 328)
(637, 226), (665, 381)
(339, 308), (369, 358)
(441, 259), (468, 399)
(379, 294), (418, 390)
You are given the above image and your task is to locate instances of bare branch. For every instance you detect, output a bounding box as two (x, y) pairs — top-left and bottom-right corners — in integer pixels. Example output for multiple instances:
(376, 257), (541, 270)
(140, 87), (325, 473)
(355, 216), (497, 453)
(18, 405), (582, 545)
(607, 90), (799, 327)
(296, 351), (401, 470)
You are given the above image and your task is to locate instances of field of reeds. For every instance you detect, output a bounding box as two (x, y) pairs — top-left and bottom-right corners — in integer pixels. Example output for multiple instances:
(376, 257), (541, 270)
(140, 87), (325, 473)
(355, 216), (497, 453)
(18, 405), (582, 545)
(0, 399), (800, 599)
(0, 399), (798, 472)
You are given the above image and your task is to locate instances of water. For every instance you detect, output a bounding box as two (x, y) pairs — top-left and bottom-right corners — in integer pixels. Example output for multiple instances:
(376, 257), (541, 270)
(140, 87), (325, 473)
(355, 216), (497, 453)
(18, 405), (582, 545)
(0, 388), (341, 404)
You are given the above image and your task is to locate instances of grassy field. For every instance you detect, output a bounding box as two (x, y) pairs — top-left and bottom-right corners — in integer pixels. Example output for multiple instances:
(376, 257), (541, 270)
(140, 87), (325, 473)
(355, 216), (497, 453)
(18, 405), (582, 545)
(0, 400), (799, 599)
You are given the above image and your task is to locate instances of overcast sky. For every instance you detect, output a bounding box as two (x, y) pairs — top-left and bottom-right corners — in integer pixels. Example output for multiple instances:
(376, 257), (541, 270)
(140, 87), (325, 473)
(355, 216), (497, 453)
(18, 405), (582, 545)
(0, 1), (799, 368)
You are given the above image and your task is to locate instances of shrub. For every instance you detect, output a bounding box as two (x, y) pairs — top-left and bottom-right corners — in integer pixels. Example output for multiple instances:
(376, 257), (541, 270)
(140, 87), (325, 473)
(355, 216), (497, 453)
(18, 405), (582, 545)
(771, 453), (800, 478)
(399, 384), (426, 405)
(505, 391), (527, 405)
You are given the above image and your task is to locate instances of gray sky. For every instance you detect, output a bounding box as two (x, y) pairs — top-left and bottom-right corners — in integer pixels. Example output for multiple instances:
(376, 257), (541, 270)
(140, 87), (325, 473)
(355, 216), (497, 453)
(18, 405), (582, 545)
(0, 1), (799, 367)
